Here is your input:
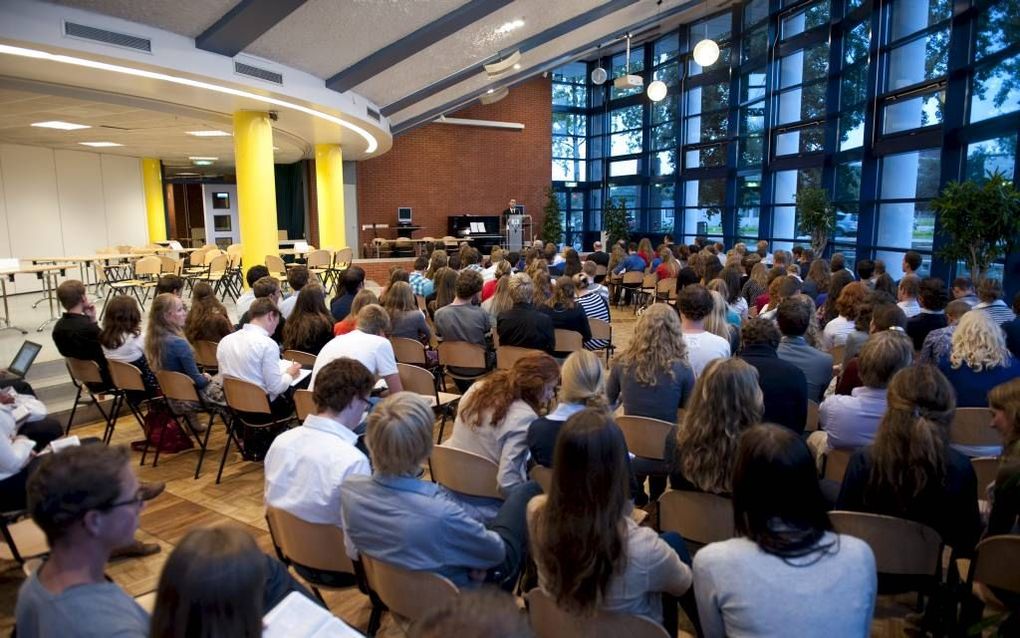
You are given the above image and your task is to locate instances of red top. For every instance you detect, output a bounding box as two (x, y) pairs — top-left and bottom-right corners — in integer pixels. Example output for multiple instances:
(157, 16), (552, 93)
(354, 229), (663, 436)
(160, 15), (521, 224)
(333, 317), (357, 336)
(755, 292), (770, 312)
(482, 278), (498, 301)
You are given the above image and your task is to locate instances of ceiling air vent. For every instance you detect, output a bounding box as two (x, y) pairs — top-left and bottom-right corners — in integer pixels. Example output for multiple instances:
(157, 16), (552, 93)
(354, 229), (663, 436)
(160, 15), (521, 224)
(366, 107), (381, 122)
(234, 61), (283, 85)
(64, 21), (151, 53)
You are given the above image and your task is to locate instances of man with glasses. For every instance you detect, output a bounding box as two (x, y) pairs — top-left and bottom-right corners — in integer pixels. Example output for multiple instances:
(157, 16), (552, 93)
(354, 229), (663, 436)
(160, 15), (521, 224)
(264, 358), (375, 586)
(16, 445), (150, 637)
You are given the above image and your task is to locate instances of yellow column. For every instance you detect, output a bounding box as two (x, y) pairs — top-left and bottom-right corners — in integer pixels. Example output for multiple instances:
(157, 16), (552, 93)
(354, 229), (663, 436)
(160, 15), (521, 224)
(315, 143), (346, 249)
(233, 111), (278, 288)
(140, 158), (167, 243)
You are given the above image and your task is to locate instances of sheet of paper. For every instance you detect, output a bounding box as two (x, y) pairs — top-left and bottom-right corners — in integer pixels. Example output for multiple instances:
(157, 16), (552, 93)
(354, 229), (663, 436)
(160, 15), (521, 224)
(263, 591), (363, 638)
(48, 436), (81, 453)
(168, 241), (184, 250)
(279, 359), (312, 387)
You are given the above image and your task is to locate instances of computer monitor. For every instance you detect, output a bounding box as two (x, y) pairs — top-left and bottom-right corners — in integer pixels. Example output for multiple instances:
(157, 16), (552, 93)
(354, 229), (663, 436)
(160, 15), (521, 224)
(397, 207), (412, 225)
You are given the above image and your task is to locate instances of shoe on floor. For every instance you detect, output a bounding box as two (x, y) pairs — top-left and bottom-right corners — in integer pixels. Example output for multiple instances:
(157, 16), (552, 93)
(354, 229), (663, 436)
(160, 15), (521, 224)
(110, 540), (161, 560)
(139, 481), (165, 501)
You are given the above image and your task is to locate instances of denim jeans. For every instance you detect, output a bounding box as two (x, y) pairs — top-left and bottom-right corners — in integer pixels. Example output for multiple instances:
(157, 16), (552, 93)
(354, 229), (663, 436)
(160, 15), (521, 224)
(659, 531), (700, 636)
(486, 481), (543, 590)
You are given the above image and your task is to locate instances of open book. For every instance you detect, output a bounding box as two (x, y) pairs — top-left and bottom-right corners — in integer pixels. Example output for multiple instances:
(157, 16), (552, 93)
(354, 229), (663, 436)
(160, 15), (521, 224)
(263, 591), (363, 637)
(279, 360), (312, 387)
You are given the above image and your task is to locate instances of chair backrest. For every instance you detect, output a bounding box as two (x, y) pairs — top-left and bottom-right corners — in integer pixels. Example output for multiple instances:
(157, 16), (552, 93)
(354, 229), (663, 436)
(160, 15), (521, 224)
(622, 271), (644, 285)
(188, 247), (210, 266)
(831, 344), (846, 365)
(641, 273), (657, 289)
(529, 465), (552, 493)
(429, 446), (502, 499)
(496, 345), (542, 370)
(390, 337), (428, 365)
(822, 448), (853, 482)
(158, 255), (181, 274)
(66, 357), (105, 385)
(265, 254), (286, 275)
(397, 363), (437, 398)
(950, 408), (1001, 447)
(829, 510), (942, 576)
(206, 254), (228, 274)
(305, 249), (332, 268)
(282, 350), (317, 368)
(154, 370), (199, 403)
(553, 329), (583, 353)
(359, 554), (458, 622)
(614, 415), (675, 460)
(226, 243), (243, 256)
(970, 456), (1000, 501)
(193, 340), (219, 368)
(437, 341), (487, 369)
(334, 247), (353, 268)
(525, 588), (668, 638)
(656, 277), (677, 296)
(595, 265), (608, 276)
(222, 376), (271, 414)
(265, 505), (355, 576)
(134, 255), (162, 276)
(805, 399), (820, 432)
(107, 360), (148, 392)
(970, 535), (1020, 594)
(588, 317), (612, 341)
(116, 244), (133, 254)
(293, 389), (315, 421)
(658, 490), (735, 546)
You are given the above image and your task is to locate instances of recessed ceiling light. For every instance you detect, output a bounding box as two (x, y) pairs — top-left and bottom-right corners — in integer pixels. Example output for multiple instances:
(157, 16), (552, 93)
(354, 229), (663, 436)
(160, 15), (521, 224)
(192, 160), (214, 166)
(79, 141), (122, 147)
(187, 130), (231, 137)
(32, 120), (90, 130)
(513, 63), (521, 70)
(188, 156), (218, 161)
(495, 19), (525, 35)
(486, 88), (495, 94)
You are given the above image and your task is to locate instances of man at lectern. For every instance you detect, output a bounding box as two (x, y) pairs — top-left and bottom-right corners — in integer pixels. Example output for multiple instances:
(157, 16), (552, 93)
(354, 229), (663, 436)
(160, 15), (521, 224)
(502, 198), (519, 221)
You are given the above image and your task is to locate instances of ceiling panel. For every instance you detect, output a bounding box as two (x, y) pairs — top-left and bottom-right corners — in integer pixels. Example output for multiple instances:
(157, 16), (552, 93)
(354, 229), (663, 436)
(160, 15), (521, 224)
(46, 0), (239, 38)
(354, 0), (595, 107)
(244, 0), (469, 79)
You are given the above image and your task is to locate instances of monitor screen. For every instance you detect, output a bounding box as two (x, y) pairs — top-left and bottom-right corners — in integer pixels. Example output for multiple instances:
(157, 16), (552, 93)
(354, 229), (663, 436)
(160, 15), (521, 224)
(212, 192), (230, 209)
(8, 341), (41, 377)
(397, 207), (412, 223)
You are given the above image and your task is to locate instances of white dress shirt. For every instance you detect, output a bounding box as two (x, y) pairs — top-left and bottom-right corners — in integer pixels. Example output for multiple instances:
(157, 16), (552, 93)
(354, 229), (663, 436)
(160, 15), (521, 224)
(264, 414), (370, 528)
(0, 409), (32, 480)
(821, 315), (857, 351)
(897, 299), (921, 318)
(101, 332), (145, 363)
(277, 293), (298, 320)
(234, 291), (255, 321)
(216, 324), (292, 400)
(681, 331), (731, 378)
(309, 330), (397, 390)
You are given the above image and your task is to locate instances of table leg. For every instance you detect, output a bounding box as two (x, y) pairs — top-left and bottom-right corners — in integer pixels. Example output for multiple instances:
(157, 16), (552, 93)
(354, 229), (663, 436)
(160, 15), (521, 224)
(36, 271), (61, 332)
(0, 275), (28, 335)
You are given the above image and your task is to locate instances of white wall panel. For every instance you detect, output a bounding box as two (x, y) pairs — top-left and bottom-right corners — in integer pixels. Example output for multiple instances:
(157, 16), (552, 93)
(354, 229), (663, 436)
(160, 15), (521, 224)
(101, 155), (147, 248)
(55, 150), (108, 256)
(0, 157), (12, 259)
(0, 144), (63, 293)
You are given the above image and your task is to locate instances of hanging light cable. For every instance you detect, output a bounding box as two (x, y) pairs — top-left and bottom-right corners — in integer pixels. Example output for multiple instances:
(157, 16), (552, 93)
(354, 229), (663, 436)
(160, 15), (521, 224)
(692, 8), (720, 67)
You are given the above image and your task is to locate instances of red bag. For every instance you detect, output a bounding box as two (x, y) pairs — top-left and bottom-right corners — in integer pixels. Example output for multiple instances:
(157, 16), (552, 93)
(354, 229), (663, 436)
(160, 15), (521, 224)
(131, 403), (194, 453)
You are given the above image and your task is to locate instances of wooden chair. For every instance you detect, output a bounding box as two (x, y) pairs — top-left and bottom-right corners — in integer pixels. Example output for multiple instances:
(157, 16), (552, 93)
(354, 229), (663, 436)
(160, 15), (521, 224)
(970, 456), (1000, 502)
(960, 535), (1020, 627)
(529, 465), (552, 493)
(390, 337), (431, 367)
(193, 340), (219, 372)
(155, 370), (220, 479)
(158, 255), (182, 275)
(829, 511), (942, 594)
(595, 264), (608, 278)
(397, 363), (460, 442)
(654, 277), (678, 304)
(637, 273), (658, 307)
(106, 360), (153, 461)
(198, 254), (230, 300)
(265, 254), (287, 281)
(950, 408), (1001, 449)
(360, 554), (459, 636)
(658, 490), (734, 547)
(437, 341), (490, 386)
(805, 399), (820, 432)
(525, 587), (668, 638)
(429, 446), (502, 500)
(822, 448), (853, 483)
(265, 505), (357, 604)
(618, 271), (644, 309)
(831, 344), (846, 366)
(614, 415), (675, 461)
(282, 349), (317, 369)
(496, 345), (543, 370)
(587, 317), (615, 365)
(217, 377), (294, 484)
(293, 389), (316, 421)
(0, 511), (49, 566)
(64, 358), (113, 436)
(553, 329), (583, 354)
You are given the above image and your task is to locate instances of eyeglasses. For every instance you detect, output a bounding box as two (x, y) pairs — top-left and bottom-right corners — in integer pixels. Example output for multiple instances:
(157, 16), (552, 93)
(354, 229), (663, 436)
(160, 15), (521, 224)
(103, 489), (145, 511)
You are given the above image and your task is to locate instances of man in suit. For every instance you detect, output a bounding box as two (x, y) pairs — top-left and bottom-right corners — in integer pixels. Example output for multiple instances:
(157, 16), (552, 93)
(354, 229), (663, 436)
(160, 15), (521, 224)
(501, 198), (519, 221)
(776, 294), (833, 403)
(739, 317), (808, 435)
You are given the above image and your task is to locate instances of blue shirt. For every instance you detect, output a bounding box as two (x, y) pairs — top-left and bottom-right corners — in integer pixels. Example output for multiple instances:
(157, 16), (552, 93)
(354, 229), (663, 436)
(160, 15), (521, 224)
(161, 335), (208, 388)
(339, 474), (505, 587)
(938, 357), (1020, 407)
(408, 271), (434, 298)
(613, 254), (646, 275)
(819, 386), (887, 450)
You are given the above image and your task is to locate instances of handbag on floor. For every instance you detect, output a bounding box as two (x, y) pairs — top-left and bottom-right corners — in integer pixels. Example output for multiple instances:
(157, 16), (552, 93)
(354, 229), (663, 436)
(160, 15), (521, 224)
(131, 402), (194, 453)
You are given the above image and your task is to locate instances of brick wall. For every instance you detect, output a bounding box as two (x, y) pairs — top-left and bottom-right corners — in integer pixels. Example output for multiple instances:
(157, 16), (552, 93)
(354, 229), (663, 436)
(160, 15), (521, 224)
(351, 258), (416, 285)
(356, 76), (552, 254)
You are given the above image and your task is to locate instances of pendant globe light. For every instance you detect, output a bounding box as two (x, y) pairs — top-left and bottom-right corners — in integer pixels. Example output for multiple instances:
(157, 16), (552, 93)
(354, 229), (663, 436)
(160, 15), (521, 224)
(647, 79), (668, 102)
(591, 44), (607, 85)
(692, 14), (720, 67)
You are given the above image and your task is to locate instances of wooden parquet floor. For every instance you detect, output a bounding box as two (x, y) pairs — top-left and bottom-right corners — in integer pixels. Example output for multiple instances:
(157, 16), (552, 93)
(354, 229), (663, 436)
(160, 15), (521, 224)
(0, 308), (921, 636)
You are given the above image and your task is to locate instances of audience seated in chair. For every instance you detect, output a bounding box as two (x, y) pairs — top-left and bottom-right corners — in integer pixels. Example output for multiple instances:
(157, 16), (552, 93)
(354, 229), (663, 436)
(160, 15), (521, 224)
(988, 379), (1020, 538)
(938, 310), (1020, 410)
(739, 318), (808, 435)
(0, 391), (66, 512)
(539, 277), (591, 357)
(919, 299), (971, 366)
(238, 277), (286, 345)
(278, 265), (310, 320)
(311, 304), (402, 395)
(434, 269), (492, 387)
(836, 365), (981, 555)
(382, 281), (433, 344)
(496, 274), (555, 354)
(147, 293), (217, 404)
(694, 424), (877, 636)
(281, 283), (333, 356)
(330, 265), (365, 323)
(834, 302), (908, 395)
(340, 393), (540, 590)
(776, 295), (833, 403)
(333, 288), (379, 337)
(906, 277), (949, 352)
(53, 280), (113, 390)
(184, 282), (234, 344)
(99, 295), (159, 401)
(234, 265), (270, 320)
(677, 284), (731, 378)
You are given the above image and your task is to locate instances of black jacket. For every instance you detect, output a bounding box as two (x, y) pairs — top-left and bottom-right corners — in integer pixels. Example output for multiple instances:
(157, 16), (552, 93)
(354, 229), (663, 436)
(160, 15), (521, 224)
(496, 303), (555, 353)
(739, 343), (808, 435)
(906, 312), (948, 351)
(587, 251), (610, 267)
(52, 313), (112, 388)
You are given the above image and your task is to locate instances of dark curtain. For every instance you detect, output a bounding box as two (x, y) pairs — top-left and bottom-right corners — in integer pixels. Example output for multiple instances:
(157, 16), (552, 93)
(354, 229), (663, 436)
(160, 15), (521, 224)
(275, 162), (306, 241)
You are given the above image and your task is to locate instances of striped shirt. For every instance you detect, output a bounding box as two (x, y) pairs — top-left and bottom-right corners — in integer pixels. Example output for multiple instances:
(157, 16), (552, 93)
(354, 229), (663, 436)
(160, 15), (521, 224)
(577, 292), (610, 350)
(976, 300), (1017, 326)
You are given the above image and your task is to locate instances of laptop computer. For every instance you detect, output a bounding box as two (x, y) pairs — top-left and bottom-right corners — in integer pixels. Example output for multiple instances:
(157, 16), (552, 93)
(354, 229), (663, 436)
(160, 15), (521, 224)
(6, 341), (42, 379)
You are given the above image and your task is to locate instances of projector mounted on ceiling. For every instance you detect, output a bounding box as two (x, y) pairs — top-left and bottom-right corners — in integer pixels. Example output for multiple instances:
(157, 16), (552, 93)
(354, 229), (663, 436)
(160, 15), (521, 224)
(613, 75), (644, 89)
(484, 50), (521, 77)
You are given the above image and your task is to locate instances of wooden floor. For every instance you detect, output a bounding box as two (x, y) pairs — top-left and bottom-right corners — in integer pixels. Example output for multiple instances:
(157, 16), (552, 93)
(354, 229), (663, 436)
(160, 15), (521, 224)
(0, 306), (923, 636)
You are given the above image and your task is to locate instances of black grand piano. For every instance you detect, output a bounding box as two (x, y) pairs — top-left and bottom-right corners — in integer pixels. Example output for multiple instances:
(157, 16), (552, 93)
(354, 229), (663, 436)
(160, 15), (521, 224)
(448, 215), (503, 254)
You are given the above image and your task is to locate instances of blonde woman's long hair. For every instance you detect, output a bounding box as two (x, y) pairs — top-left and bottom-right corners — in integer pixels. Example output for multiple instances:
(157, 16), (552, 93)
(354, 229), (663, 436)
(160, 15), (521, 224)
(614, 304), (688, 386)
(488, 274), (516, 318)
(677, 358), (763, 494)
(989, 378), (1020, 456)
(949, 310), (1011, 371)
(704, 290), (732, 342)
(145, 293), (184, 372)
(559, 350), (608, 412)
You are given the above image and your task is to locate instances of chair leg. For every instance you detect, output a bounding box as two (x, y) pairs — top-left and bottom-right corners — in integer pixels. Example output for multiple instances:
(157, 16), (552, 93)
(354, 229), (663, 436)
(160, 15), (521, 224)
(366, 604), (384, 638)
(215, 417), (236, 485)
(194, 413), (216, 480)
(105, 393), (124, 445)
(0, 519), (23, 565)
(436, 410), (447, 444)
(65, 385), (83, 436)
